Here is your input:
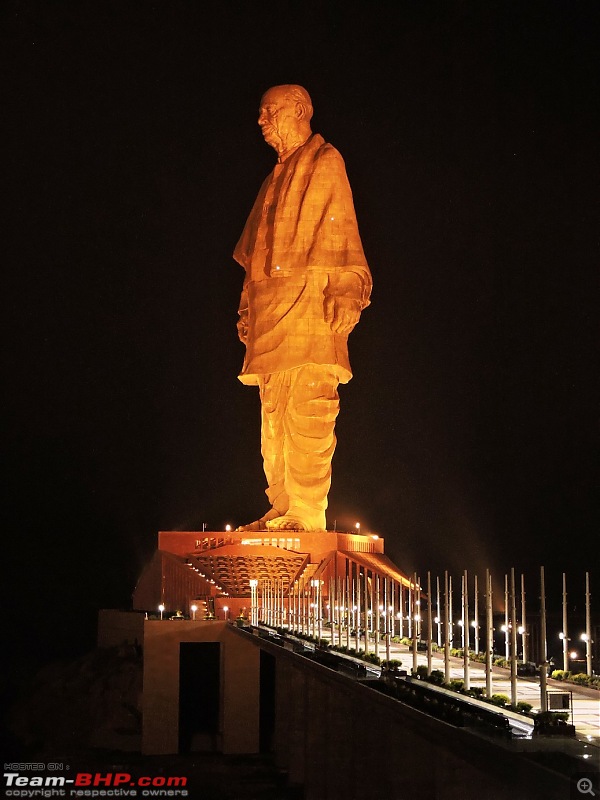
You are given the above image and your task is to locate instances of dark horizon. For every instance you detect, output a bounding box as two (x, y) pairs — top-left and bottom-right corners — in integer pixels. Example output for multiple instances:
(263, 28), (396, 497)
(3, 1), (597, 669)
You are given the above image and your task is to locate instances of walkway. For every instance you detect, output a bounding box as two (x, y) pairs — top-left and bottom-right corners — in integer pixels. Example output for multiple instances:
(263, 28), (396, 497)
(314, 627), (600, 749)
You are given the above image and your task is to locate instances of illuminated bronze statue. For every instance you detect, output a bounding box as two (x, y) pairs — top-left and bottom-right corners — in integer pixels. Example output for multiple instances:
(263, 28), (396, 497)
(234, 85), (372, 531)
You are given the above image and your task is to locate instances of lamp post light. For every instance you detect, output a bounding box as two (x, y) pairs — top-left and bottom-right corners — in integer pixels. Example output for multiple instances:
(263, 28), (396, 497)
(355, 574), (361, 651)
(436, 575), (442, 647)
(444, 571), (451, 685)
(556, 637), (565, 670)
(191, 604), (198, 621)
(463, 568), (471, 692)
(501, 623), (510, 661)
(581, 634), (592, 677)
(584, 571), (592, 676)
(311, 579), (321, 641)
(427, 571), (433, 677)
(250, 579), (258, 627)
(521, 572), (527, 663)
(504, 574), (510, 660)
(485, 568), (493, 698)
(412, 572), (419, 674)
(518, 625), (525, 660)
(158, 603), (165, 621)
(509, 567), (518, 708)
(473, 574), (479, 655)
(539, 566), (548, 712)
(223, 605), (229, 621)
(449, 575), (454, 649)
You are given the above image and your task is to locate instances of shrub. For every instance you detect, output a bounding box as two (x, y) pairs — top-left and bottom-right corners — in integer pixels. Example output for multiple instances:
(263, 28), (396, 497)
(551, 669), (570, 681)
(413, 664), (428, 679)
(491, 693), (510, 707)
(571, 673), (591, 686)
(428, 669), (445, 685)
(535, 711), (569, 726)
(382, 659), (402, 670)
(493, 657), (509, 668)
(332, 644), (348, 654)
(515, 701), (533, 714)
(466, 687), (484, 698)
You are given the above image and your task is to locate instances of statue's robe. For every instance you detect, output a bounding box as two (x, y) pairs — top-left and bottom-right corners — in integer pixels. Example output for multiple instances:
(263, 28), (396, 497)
(234, 133), (372, 385)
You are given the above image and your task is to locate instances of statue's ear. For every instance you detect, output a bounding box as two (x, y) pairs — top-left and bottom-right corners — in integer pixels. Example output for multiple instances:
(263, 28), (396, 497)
(295, 102), (306, 120)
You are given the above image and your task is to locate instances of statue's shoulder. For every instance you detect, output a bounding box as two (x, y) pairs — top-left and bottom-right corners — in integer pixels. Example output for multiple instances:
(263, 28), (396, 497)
(309, 134), (346, 169)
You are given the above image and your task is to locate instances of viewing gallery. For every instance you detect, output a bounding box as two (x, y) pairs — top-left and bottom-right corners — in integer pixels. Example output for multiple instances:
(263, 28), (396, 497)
(133, 529), (414, 647)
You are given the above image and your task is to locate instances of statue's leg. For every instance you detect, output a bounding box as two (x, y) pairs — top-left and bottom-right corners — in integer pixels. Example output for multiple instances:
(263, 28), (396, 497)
(266, 365), (339, 531)
(237, 374), (289, 531)
(260, 372), (290, 515)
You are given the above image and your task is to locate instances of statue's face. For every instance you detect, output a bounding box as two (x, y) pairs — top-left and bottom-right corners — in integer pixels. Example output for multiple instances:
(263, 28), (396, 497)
(258, 88), (298, 153)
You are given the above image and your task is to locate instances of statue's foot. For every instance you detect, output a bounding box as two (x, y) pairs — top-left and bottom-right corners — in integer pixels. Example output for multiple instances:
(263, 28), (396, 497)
(265, 514), (310, 531)
(236, 508), (280, 532)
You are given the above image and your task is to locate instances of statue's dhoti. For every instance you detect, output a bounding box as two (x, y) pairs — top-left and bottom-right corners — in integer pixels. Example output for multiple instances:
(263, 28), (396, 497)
(258, 364), (339, 530)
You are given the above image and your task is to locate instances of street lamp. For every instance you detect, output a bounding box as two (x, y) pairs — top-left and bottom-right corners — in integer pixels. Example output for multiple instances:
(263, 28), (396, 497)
(501, 623), (511, 660)
(581, 632), (592, 676)
(434, 615), (442, 647)
(250, 579), (258, 626)
(517, 625), (525, 661)
(471, 620), (479, 656)
(158, 603), (165, 621)
(191, 604), (198, 621)
(223, 605), (229, 621)
(311, 579), (321, 639)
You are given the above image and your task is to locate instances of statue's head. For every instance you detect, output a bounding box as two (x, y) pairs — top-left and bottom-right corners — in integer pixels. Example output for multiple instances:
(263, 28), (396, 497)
(258, 84), (313, 156)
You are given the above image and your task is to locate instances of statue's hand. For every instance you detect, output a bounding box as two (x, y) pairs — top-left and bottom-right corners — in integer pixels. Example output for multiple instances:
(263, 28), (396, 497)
(324, 295), (361, 334)
(237, 313), (249, 344)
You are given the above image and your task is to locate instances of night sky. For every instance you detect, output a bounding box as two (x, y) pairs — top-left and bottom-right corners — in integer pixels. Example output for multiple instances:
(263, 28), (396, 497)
(3, 1), (598, 666)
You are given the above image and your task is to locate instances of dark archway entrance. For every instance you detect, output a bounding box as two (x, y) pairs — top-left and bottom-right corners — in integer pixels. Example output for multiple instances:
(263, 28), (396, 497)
(179, 642), (220, 752)
(259, 649), (276, 753)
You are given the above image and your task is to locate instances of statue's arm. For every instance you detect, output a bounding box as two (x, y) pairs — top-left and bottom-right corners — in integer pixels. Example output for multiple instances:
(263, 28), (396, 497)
(324, 271), (368, 335)
(311, 144), (371, 334)
(237, 286), (249, 344)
